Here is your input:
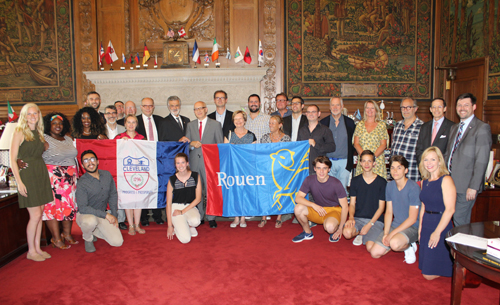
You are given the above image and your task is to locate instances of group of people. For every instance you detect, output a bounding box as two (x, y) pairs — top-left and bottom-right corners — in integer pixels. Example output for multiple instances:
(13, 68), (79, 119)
(10, 90), (492, 281)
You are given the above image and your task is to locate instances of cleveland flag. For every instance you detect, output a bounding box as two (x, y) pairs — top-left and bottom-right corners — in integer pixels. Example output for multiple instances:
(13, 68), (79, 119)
(76, 139), (189, 209)
(202, 141), (310, 217)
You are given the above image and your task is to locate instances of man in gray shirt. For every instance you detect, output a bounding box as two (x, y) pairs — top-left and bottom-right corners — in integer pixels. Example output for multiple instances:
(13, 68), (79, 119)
(76, 150), (123, 253)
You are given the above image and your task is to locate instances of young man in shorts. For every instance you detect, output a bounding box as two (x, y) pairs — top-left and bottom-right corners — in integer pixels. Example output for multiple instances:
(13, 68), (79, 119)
(369, 155), (421, 264)
(343, 150), (386, 252)
(292, 156), (348, 243)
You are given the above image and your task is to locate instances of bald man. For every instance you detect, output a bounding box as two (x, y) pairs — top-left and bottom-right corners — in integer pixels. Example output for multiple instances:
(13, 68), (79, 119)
(117, 101), (137, 126)
(185, 101), (223, 228)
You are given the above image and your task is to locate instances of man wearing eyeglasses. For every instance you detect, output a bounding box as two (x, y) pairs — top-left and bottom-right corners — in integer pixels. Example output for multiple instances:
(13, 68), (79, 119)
(136, 97), (166, 226)
(271, 92), (292, 118)
(208, 90), (235, 138)
(415, 98), (454, 163)
(76, 150), (123, 253)
(297, 105), (336, 174)
(186, 101), (223, 228)
(104, 105), (126, 140)
(391, 97), (423, 181)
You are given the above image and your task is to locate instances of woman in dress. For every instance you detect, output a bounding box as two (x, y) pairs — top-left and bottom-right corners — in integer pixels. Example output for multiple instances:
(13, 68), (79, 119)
(259, 115), (291, 228)
(418, 147), (456, 280)
(353, 100), (388, 179)
(224, 110), (257, 228)
(71, 106), (107, 139)
(10, 103), (53, 262)
(166, 153), (202, 244)
(115, 114), (145, 235)
(42, 112), (78, 249)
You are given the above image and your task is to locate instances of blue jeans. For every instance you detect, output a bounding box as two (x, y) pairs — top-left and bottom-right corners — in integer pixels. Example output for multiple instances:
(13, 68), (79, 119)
(328, 158), (350, 192)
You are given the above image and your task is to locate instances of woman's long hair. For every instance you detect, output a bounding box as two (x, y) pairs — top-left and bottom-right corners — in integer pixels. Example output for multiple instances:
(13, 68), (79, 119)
(72, 107), (106, 138)
(16, 103), (45, 142)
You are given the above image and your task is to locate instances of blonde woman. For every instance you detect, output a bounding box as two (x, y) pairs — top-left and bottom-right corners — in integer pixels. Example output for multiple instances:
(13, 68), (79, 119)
(10, 103), (53, 262)
(418, 147), (456, 280)
(353, 101), (389, 179)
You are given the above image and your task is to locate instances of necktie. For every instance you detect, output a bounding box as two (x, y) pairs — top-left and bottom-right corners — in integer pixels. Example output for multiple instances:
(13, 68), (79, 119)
(148, 117), (154, 141)
(449, 122), (465, 172)
(431, 121), (438, 144)
(176, 117), (183, 131)
(199, 121), (203, 140)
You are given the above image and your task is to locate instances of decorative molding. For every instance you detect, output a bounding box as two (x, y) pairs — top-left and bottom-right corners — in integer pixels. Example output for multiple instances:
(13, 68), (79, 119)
(261, 0), (278, 114)
(78, 0), (96, 99)
(125, 0), (131, 54)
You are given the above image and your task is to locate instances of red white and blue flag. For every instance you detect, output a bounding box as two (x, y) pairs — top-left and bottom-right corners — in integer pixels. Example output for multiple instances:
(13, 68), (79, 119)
(76, 140), (189, 209)
(192, 40), (200, 64)
(202, 141), (310, 216)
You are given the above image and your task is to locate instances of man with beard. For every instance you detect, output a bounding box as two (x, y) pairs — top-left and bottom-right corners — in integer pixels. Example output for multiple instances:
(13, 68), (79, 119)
(76, 150), (123, 253)
(245, 94), (271, 142)
(85, 91), (105, 121)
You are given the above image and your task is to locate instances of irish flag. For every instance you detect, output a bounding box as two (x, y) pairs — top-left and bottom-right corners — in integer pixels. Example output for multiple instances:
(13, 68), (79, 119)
(76, 139), (189, 209)
(202, 141), (310, 216)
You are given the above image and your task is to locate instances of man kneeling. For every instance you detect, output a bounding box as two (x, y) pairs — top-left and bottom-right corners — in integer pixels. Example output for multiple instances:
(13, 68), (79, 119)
(343, 150), (386, 252)
(369, 155), (420, 264)
(293, 156), (348, 243)
(76, 150), (123, 253)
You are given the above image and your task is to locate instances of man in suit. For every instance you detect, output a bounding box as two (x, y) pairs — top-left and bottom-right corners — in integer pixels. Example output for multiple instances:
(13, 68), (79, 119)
(136, 97), (165, 226)
(270, 92), (292, 118)
(320, 97), (355, 191)
(208, 90), (235, 139)
(283, 96), (307, 141)
(158, 96), (190, 142)
(114, 101), (125, 120)
(85, 91), (105, 121)
(444, 93), (492, 226)
(415, 98), (454, 162)
(117, 101), (137, 126)
(186, 101), (224, 228)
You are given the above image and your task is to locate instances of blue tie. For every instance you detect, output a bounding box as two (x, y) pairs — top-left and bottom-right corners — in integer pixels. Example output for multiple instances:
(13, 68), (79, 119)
(449, 122), (465, 172)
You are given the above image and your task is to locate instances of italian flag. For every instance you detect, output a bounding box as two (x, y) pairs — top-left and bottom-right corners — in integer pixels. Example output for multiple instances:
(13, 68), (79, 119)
(7, 100), (18, 122)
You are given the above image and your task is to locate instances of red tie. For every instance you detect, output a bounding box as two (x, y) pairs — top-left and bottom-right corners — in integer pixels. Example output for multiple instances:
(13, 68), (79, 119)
(199, 121), (202, 140)
(148, 117), (154, 141)
(431, 121), (438, 144)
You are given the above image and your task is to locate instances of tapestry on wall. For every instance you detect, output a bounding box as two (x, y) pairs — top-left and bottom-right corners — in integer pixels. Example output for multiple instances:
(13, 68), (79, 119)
(0, 0), (75, 105)
(285, 0), (432, 99)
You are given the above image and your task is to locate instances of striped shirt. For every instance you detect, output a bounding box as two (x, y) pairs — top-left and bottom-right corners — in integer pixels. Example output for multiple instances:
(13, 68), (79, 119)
(391, 118), (423, 181)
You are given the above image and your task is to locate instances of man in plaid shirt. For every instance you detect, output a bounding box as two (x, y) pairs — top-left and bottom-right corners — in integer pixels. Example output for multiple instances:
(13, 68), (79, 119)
(245, 94), (271, 142)
(391, 97), (423, 181)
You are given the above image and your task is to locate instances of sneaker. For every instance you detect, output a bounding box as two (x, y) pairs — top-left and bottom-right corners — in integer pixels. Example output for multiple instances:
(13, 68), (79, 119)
(404, 242), (417, 264)
(329, 234), (340, 242)
(190, 227), (198, 237)
(292, 231), (314, 243)
(353, 235), (363, 246)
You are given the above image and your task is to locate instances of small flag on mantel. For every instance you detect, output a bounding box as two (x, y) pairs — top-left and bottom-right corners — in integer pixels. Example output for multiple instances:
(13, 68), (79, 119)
(234, 47), (243, 63)
(192, 40), (201, 64)
(244, 46), (252, 64)
(226, 48), (231, 60)
(178, 27), (187, 38)
(143, 43), (150, 65)
(212, 38), (219, 62)
(7, 100), (18, 122)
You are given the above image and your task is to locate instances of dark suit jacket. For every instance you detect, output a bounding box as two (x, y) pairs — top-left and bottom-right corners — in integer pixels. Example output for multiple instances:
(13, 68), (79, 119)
(208, 110), (235, 139)
(158, 114), (191, 142)
(415, 117), (454, 162)
(283, 115), (308, 139)
(136, 114), (164, 140)
(444, 116), (492, 193)
(320, 115), (356, 171)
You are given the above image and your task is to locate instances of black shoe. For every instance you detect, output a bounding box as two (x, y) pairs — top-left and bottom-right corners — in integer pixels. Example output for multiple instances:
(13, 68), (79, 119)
(85, 241), (96, 253)
(119, 222), (127, 230)
(200, 220), (205, 225)
(155, 219), (165, 225)
(141, 220), (150, 227)
(209, 220), (217, 228)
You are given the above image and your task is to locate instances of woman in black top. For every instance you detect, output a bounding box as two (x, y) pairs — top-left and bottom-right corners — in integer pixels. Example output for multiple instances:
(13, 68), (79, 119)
(166, 153), (202, 243)
(72, 107), (107, 139)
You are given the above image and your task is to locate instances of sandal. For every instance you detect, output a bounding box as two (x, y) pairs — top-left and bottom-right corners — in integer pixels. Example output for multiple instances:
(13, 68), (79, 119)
(128, 225), (136, 236)
(258, 219), (267, 228)
(51, 238), (70, 250)
(135, 225), (146, 234)
(230, 219), (239, 228)
(61, 233), (79, 245)
(275, 220), (282, 228)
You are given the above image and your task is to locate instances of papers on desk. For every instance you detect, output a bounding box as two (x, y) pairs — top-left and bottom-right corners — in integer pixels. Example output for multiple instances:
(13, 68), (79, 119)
(446, 233), (488, 250)
(0, 189), (18, 194)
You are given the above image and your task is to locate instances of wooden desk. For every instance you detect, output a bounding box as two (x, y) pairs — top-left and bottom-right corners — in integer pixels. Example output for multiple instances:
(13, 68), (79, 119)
(0, 193), (29, 267)
(447, 222), (500, 305)
(472, 188), (500, 222)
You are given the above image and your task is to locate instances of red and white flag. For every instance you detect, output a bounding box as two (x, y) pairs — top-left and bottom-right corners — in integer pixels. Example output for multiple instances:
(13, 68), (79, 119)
(178, 27), (187, 38)
(104, 40), (119, 64)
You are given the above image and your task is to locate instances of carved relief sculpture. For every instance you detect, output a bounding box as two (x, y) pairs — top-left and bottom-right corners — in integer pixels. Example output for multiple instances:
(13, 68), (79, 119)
(138, 0), (215, 41)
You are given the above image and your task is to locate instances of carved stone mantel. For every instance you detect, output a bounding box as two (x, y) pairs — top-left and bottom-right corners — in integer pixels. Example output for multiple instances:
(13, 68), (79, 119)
(84, 68), (267, 119)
